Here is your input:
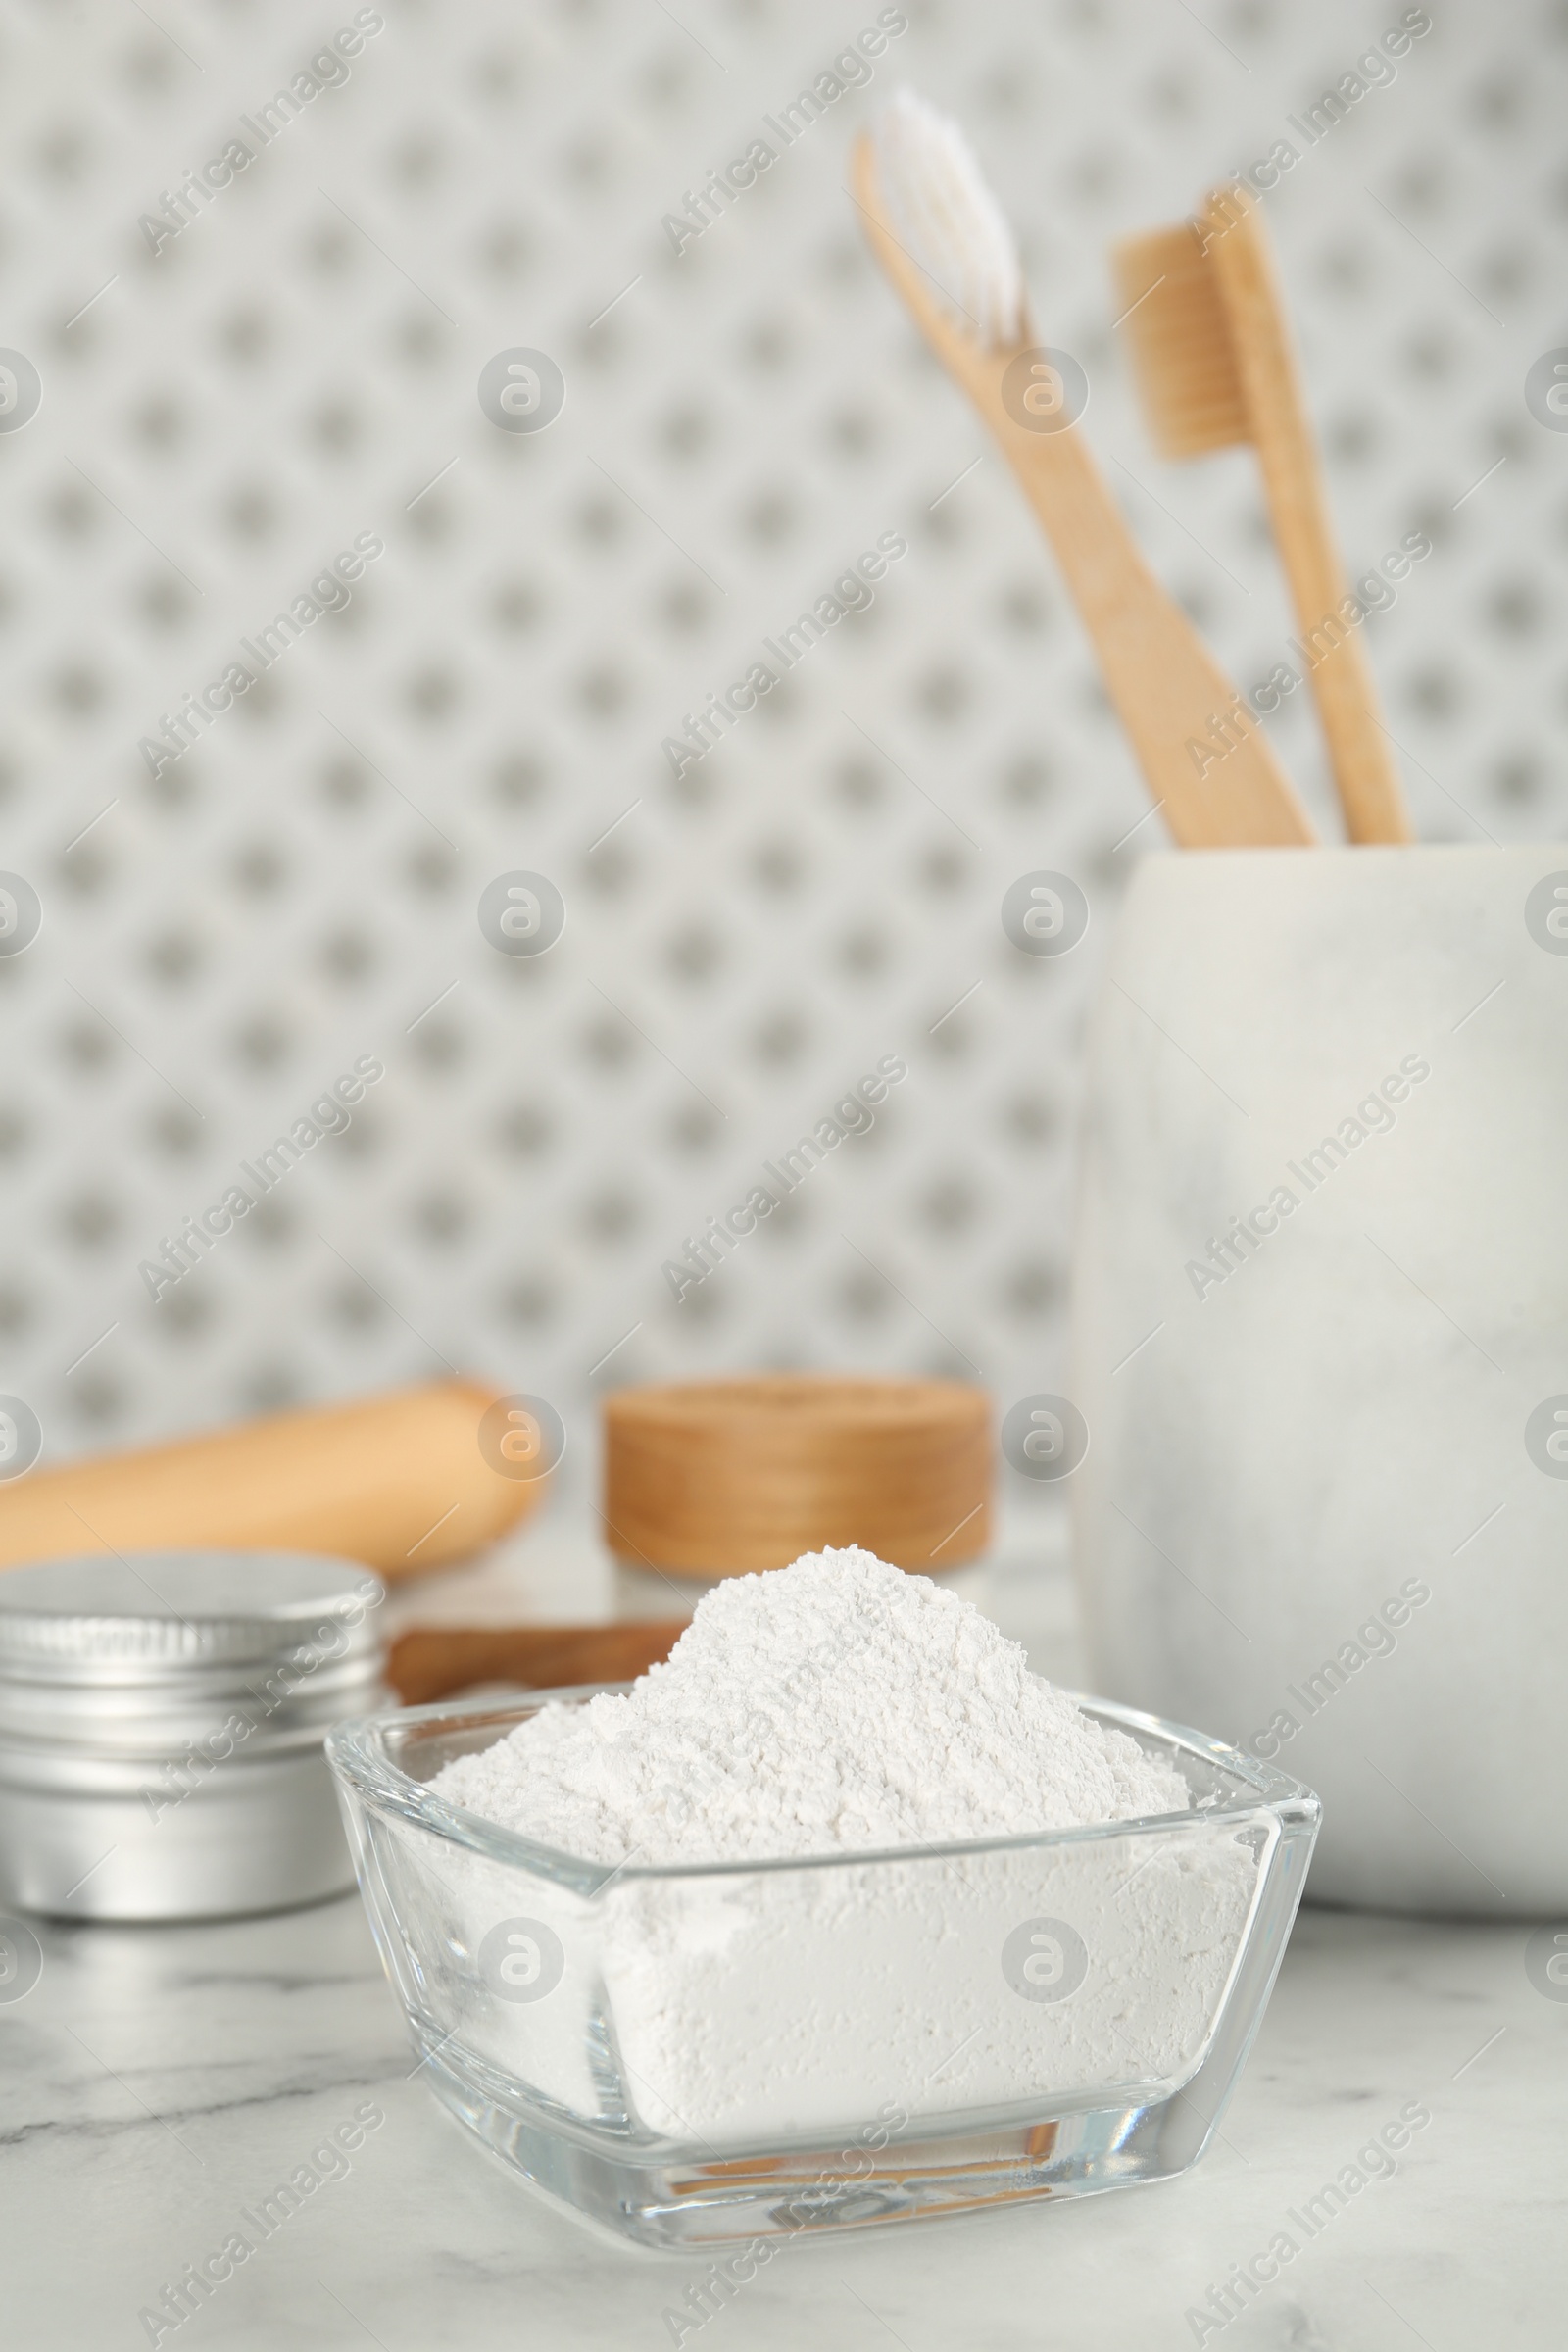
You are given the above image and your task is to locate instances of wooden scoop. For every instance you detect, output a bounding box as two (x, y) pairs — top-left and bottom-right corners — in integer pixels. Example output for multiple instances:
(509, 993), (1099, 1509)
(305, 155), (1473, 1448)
(388, 1620), (684, 1706)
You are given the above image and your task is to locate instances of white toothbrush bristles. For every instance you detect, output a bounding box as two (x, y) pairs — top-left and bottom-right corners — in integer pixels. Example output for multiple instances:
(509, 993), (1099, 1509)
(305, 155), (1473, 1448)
(870, 87), (1025, 350)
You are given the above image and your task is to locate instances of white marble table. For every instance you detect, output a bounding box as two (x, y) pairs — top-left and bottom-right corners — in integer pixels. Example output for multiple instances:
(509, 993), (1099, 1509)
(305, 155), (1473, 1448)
(3, 1509), (1562, 2349)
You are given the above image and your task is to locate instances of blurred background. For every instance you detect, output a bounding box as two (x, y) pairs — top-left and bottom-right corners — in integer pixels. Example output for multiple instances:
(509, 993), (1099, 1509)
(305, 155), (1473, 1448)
(0, 0), (1560, 1516)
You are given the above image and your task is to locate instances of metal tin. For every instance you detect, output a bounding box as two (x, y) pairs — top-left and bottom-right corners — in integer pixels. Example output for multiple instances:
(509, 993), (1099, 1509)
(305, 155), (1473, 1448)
(0, 1551), (387, 1922)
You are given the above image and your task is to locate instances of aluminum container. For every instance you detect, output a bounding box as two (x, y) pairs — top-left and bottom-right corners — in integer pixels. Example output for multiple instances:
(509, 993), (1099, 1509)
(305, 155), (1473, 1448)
(0, 1551), (386, 1921)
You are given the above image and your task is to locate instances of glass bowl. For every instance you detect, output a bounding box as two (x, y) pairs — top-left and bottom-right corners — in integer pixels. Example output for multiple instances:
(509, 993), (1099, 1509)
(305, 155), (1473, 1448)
(326, 1686), (1319, 2249)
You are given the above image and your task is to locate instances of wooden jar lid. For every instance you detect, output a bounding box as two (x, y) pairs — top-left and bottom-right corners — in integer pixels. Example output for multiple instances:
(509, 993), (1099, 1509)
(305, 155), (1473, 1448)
(602, 1375), (992, 1577)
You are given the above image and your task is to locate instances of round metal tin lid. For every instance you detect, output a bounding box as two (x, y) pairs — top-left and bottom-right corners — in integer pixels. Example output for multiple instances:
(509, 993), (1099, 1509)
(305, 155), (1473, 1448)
(0, 1552), (385, 1676)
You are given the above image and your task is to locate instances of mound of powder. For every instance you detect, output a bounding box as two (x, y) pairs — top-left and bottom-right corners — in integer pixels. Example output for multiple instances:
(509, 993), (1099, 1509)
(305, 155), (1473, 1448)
(432, 1546), (1187, 1863)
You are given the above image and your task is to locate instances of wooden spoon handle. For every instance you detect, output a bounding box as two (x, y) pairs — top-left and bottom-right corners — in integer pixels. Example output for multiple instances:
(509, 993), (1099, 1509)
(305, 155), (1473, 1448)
(388, 1621), (684, 1706)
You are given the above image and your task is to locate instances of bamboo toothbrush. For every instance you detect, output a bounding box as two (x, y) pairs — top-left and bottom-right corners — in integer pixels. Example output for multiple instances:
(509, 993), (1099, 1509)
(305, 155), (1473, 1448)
(1114, 183), (1414, 845)
(855, 92), (1313, 849)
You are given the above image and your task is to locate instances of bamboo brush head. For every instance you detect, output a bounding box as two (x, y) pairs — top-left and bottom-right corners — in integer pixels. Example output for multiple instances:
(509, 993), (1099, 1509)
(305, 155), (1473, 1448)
(1113, 192), (1255, 459)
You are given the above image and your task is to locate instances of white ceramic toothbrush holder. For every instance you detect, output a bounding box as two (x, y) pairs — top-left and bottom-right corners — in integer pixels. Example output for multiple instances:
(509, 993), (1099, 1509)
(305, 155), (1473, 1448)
(1071, 845), (1568, 1916)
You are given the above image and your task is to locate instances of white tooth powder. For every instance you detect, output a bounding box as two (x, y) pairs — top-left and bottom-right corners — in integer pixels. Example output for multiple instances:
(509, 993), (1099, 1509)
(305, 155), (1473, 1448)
(431, 1549), (1261, 2144)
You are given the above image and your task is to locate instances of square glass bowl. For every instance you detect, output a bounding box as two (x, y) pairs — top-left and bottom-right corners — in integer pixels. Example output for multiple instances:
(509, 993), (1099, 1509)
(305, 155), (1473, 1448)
(326, 1687), (1318, 2249)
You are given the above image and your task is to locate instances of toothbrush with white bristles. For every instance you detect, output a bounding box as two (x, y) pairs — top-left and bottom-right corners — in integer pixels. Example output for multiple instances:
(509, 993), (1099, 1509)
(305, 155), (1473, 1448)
(855, 92), (1314, 848)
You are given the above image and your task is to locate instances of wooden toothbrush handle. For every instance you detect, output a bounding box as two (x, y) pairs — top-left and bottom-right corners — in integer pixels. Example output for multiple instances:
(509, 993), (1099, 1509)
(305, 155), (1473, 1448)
(967, 374), (1313, 845)
(1201, 187), (1413, 845)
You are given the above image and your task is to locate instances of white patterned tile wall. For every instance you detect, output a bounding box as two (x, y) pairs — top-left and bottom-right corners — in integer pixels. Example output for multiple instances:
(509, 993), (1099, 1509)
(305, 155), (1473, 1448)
(0, 0), (1561, 1502)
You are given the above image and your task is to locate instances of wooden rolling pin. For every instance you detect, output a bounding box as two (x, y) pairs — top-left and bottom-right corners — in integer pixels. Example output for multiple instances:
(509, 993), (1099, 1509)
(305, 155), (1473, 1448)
(389, 1621), (683, 1706)
(0, 1380), (547, 1579)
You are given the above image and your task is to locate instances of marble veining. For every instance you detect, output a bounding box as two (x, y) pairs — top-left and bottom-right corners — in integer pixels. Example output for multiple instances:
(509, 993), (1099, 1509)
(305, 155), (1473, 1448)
(3, 1518), (1559, 2348)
